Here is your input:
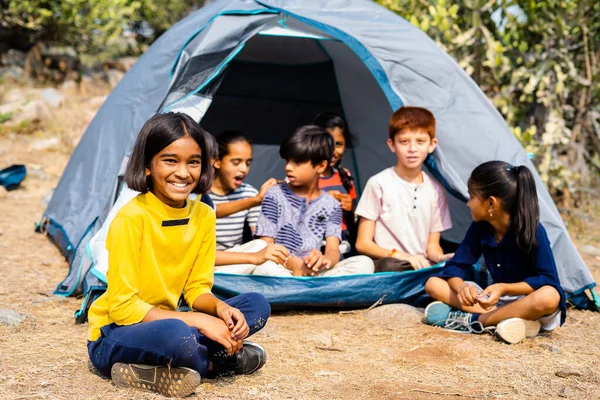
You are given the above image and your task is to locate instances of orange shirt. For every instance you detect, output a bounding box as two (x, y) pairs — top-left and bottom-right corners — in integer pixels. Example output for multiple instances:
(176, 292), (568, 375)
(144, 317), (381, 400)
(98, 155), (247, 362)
(319, 168), (357, 231)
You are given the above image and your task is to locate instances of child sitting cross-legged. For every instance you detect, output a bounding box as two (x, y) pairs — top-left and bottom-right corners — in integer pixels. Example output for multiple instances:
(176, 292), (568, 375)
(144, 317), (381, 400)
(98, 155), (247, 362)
(253, 125), (374, 277)
(87, 113), (270, 397)
(355, 106), (454, 272)
(423, 161), (565, 344)
(208, 130), (287, 275)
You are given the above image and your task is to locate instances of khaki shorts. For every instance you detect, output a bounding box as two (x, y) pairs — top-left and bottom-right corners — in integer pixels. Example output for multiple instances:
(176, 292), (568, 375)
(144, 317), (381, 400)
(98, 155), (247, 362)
(466, 281), (561, 331)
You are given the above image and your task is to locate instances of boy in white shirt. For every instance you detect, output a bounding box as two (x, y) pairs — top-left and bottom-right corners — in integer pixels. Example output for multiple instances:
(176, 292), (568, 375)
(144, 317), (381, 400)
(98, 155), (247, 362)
(355, 106), (454, 271)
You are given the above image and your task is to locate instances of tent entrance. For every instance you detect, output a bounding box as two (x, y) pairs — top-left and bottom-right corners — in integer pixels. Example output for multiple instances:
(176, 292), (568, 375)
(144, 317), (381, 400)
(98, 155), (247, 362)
(197, 29), (396, 192)
(201, 35), (345, 146)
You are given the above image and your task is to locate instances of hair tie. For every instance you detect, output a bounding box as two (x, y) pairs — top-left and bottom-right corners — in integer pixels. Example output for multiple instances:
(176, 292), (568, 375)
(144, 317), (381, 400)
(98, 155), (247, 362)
(506, 164), (521, 176)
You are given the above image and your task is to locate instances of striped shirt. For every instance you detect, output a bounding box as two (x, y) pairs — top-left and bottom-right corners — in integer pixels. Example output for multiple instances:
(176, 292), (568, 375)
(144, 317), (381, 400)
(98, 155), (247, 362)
(319, 167), (357, 231)
(209, 183), (260, 250)
(255, 183), (342, 258)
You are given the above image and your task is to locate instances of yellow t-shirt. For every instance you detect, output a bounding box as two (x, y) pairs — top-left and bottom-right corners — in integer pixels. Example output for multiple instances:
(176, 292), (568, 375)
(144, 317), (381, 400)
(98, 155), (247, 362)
(87, 191), (216, 341)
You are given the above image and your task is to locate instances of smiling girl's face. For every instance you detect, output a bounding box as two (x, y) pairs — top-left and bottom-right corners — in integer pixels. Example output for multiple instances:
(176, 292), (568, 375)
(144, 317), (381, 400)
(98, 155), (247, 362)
(146, 135), (201, 208)
(213, 140), (253, 193)
(327, 127), (346, 166)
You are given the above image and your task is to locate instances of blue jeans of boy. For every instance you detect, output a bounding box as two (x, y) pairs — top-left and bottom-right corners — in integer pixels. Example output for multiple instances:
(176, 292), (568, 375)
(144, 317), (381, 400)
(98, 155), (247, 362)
(87, 292), (270, 378)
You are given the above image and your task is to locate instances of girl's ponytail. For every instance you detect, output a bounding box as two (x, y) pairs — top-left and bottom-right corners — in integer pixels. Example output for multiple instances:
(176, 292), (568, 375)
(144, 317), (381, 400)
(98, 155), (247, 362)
(468, 161), (540, 254)
(336, 161), (354, 194)
(512, 165), (539, 253)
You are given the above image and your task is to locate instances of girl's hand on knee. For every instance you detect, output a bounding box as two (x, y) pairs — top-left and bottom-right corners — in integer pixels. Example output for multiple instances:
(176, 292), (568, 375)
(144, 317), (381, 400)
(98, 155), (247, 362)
(229, 307), (250, 341)
(477, 284), (504, 310)
(196, 314), (239, 355)
(216, 304), (249, 341)
(457, 285), (479, 307)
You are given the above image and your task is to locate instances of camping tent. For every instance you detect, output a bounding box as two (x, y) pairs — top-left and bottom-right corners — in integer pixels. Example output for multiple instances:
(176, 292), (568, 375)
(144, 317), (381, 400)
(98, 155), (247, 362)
(38, 0), (598, 319)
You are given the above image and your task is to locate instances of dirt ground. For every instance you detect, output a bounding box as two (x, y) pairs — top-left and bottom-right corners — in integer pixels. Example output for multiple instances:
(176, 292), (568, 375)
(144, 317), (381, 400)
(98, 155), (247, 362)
(1, 84), (599, 400)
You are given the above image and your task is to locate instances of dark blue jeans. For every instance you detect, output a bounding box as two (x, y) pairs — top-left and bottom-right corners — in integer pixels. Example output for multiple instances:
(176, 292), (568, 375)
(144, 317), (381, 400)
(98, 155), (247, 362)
(88, 292), (270, 378)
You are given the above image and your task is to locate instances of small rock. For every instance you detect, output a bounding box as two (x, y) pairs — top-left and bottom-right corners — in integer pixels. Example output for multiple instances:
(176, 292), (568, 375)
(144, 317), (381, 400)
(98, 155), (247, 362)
(0, 102), (19, 116)
(28, 165), (47, 180)
(0, 308), (27, 327)
(32, 296), (68, 304)
(60, 80), (79, 96)
(365, 304), (423, 327)
(539, 344), (560, 353)
(0, 66), (24, 82)
(41, 260), (52, 266)
(11, 100), (52, 125)
(40, 88), (65, 109)
(29, 137), (60, 151)
(558, 386), (574, 398)
(311, 334), (334, 348)
(581, 245), (600, 257)
(556, 368), (582, 378)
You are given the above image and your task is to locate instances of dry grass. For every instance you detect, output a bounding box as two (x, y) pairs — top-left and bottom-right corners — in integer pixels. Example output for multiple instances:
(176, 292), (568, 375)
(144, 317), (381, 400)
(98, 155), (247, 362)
(1, 84), (599, 400)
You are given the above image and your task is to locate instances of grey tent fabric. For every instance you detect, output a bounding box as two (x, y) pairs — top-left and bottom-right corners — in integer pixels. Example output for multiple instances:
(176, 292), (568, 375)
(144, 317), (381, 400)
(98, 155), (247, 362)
(41, 0), (595, 301)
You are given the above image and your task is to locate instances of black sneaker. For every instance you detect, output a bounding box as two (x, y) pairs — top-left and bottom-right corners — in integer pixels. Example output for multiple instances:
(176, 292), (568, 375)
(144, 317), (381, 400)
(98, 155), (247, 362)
(111, 363), (201, 397)
(209, 341), (267, 378)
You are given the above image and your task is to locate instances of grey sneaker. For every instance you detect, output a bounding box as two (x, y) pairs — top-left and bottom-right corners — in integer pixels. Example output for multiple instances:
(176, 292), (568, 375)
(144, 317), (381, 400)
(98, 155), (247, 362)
(209, 340), (267, 377)
(111, 363), (201, 397)
(496, 318), (541, 344)
(424, 301), (484, 334)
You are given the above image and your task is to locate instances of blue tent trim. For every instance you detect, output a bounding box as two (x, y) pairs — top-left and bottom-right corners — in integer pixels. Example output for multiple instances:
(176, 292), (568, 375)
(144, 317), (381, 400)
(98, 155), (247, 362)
(169, 8), (280, 79)
(164, 43), (247, 113)
(41, 218), (74, 262)
(53, 218), (97, 296)
(256, 1), (403, 111)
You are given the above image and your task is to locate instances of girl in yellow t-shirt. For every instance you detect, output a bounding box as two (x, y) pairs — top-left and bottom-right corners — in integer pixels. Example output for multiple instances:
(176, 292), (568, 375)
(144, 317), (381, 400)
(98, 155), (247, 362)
(87, 113), (270, 397)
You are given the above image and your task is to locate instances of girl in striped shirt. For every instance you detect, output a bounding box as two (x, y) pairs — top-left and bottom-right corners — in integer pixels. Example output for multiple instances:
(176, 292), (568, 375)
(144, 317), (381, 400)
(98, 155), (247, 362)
(210, 131), (289, 274)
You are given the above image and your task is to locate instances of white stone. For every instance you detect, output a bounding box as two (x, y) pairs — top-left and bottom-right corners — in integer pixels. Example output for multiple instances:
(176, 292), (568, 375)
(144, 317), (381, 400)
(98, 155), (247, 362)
(12, 100), (53, 124)
(365, 303), (423, 327)
(30, 137), (60, 151)
(41, 88), (65, 109)
(0, 308), (27, 327)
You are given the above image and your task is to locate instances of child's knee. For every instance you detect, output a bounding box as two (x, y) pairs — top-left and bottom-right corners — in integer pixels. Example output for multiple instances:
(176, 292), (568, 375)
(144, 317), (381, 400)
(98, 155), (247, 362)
(531, 286), (560, 314)
(244, 292), (271, 317)
(424, 276), (443, 295)
(351, 255), (375, 273)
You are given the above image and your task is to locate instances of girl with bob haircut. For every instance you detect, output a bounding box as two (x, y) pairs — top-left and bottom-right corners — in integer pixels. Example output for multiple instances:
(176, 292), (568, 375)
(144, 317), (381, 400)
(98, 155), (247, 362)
(423, 161), (565, 344)
(86, 113), (270, 397)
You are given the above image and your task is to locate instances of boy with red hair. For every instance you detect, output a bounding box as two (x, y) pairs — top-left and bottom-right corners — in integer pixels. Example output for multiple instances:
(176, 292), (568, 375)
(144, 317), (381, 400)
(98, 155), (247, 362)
(355, 106), (454, 271)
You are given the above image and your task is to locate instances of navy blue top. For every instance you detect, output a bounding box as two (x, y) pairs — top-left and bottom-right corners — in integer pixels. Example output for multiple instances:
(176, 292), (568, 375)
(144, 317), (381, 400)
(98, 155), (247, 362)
(435, 221), (566, 325)
(199, 193), (214, 209)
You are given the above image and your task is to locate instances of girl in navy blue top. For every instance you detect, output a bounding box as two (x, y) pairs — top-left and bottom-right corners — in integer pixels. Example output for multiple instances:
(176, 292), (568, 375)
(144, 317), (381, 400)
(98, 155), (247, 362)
(423, 161), (565, 344)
